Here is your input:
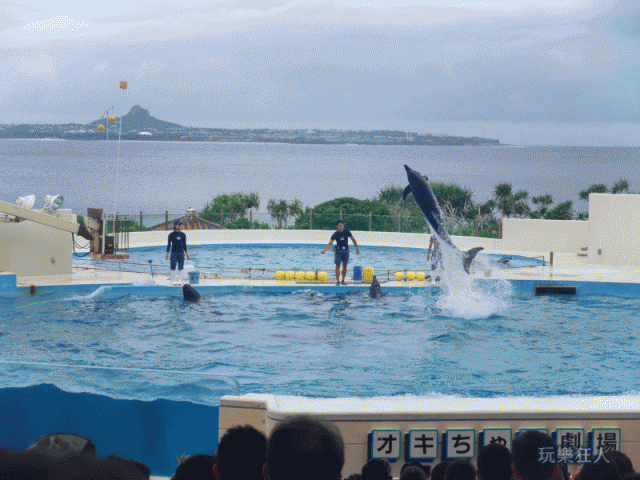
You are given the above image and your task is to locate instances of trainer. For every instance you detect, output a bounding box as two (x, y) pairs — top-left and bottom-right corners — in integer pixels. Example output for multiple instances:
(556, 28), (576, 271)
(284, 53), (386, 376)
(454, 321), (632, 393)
(165, 219), (190, 284)
(321, 220), (360, 285)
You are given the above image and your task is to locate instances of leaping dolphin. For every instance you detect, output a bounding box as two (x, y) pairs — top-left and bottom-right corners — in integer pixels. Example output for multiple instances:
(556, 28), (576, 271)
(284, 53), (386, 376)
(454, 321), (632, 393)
(183, 284), (201, 302)
(369, 275), (384, 299)
(403, 164), (483, 274)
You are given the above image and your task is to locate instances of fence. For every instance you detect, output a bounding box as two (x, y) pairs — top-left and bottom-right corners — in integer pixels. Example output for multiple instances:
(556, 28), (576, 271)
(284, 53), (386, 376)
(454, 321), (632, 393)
(93, 210), (497, 236)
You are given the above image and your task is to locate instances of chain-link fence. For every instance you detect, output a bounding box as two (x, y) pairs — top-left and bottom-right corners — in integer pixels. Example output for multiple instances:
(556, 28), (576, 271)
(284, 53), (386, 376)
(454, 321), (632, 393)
(84, 210), (497, 236)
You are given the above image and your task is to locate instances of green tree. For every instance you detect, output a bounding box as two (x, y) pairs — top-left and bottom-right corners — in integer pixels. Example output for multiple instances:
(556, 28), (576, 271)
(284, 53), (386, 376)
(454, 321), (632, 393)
(224, 216), (270, 229)
(579, 184), (607, 200)
(544, 201), (574, 220)
(293, 197), (396, 231)
(611, 179), (630, 194)
(267, 199), (290, 227)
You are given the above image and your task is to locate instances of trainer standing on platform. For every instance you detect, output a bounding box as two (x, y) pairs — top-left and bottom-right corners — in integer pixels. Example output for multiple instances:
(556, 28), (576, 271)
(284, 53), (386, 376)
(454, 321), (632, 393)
(165, 219), (190, 284)
(321, 220), (360, 285)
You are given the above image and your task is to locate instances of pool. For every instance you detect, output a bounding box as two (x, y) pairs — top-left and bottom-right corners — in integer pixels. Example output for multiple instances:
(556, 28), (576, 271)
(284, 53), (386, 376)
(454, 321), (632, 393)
(72, 243), (545, 278)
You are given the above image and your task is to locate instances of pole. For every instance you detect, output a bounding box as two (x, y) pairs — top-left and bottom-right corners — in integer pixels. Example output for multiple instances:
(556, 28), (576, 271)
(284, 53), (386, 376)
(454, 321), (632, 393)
(113, 81), (127, 242)
(250, 209), (253, 229)
(310, 209), (313, 230)
(369, 211), (372, 231)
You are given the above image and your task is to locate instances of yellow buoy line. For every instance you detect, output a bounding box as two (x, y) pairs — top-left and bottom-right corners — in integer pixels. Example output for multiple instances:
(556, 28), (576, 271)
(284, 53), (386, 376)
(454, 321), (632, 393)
(75, 261), (433, 282)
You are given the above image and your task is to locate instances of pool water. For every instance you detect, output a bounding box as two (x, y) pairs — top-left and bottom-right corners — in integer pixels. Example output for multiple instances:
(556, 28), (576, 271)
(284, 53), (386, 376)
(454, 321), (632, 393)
(2, 285), (639, 405)
(73, 244), (544, 278)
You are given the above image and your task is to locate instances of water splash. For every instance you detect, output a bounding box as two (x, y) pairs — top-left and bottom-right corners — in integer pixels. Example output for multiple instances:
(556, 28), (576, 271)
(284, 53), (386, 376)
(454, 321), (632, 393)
(431, 234), (512, 319)
(68, 285), (112, 301)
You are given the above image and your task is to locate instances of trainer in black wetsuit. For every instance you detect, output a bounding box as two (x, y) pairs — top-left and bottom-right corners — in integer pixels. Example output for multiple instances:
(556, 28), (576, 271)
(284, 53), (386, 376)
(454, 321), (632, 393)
(165, 219), (190, 283)
(321, 220), (360, 285)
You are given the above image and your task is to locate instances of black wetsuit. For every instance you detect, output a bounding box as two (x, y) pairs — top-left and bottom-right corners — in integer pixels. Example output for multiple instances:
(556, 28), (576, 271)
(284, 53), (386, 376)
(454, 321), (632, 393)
(167, 231), (188, 270)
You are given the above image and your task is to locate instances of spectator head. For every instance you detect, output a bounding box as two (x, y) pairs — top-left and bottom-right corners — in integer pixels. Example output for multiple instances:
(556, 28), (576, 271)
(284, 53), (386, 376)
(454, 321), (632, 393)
(264, 416), (344, 480)
(477, 443), (512, 480)
(511, 431), (560, 480)
(431, 462), (451, 480)
(400, 465), (427, 480)
(608, 451), (634, 479)
(401, 462), (431, 479)
(362, 459), (391, 480)
(445, 459), (476, 480)
(215, 426), (267, 480)
(58, 453), (147, 480)
(27, 432), (97, 459)
(173, 454), (216, 480)
(576, 460), (621, 480)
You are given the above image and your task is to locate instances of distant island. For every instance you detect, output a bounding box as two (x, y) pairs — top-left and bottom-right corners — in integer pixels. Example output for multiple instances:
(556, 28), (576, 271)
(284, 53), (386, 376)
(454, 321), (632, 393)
(0, 105), (502, 146)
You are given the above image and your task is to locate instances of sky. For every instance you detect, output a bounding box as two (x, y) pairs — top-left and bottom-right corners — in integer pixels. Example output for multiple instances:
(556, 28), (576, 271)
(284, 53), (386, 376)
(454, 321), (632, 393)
(0, 0), (638, 146)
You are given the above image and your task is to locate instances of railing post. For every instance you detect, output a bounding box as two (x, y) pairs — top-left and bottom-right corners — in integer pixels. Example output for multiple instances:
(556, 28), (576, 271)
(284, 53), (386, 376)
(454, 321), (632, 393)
(397, 214), (401, 232)
(278, 213), (282, 229)
(140, 211), (143, 229)
(310, 209), (313, 230)
(499, 219), (502, 239)
(249, 209), (253, 229)
(369, 211), (372, 231)
(165, 210), (168, 230)
(340, 210), (342, 221)
(221, 210), (224, 227)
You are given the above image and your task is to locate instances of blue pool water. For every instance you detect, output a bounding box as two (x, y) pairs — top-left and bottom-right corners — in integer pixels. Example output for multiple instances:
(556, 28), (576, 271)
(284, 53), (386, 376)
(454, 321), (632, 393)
(73, 244), (544, 278)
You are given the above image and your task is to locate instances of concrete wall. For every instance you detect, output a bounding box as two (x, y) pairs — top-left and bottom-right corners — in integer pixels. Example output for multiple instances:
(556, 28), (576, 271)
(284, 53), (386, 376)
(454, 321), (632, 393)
(220, 394), (640, 478)
(588, 193), (640, 266)
(128, 229), (504, 253)
(502, 218), (589, 255)
(0, 209), (76, 278)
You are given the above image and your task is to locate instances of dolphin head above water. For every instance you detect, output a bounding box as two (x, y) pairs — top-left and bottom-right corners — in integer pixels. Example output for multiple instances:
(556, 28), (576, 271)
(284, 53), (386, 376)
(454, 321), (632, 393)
(403, 164), (484, 274)
(183, 284), (201, 302)
(369, 275), (383, 299)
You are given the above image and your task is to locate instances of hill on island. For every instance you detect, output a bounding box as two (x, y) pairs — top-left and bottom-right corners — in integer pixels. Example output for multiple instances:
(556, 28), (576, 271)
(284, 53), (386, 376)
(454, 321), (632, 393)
(87, 105), (183, 132)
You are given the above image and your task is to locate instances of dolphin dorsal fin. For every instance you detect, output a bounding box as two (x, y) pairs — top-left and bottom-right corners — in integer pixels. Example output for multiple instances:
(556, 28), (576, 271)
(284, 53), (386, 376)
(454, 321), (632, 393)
(402, 185), (412, 201)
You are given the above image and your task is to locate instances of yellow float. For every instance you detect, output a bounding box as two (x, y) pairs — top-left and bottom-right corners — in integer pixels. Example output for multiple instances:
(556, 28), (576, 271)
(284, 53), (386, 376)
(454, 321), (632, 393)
(295, 271), (306, 281)
(97, 125), (104, 132)
(416, 272), (426, 281)
(394, 271), (405, 281)
(108, 116), (116, 123)
(363, 266), (374, 282)
(317, 271), (328, 281)
(275, 270), (285, 280)
(305, 271), (316, 281)
(285, 271), (295, 280)
(406, 271), (416, 281)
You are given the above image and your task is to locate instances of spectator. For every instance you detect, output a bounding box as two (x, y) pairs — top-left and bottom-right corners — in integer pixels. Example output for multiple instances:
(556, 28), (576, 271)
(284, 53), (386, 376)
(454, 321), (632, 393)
(27, 432), (97, 459)
(575, 460), (620, 480)
(345, 475), (362, 480)
(623, 474), (640, 480)
(214, 425), (267, 480)
(264, 415), (344, 480)
(608, 451), (634, 479)
(0, 448), (64, 480)
(362, 459), (392, 480)
(173, 454), (216, 480)
(431, 462), (450, 480)
(445, 459), (476, 480)
(511, 431), (562, 480)
(401, 465), (428, 480)
(476, 443), (511, 480)
(401, 462), (431, 479)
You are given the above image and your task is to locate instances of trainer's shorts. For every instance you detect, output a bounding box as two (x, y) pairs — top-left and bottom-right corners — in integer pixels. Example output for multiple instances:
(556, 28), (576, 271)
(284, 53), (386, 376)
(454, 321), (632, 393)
(170, 252), (185, 271)
(334, 249), (349, 265)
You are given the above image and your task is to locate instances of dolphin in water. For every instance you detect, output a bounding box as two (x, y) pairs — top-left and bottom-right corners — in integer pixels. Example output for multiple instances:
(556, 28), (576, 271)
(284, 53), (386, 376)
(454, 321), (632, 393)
(183, 284), (201, 302)
(403, 164), (484, 274)
(369, 275), (384, 299)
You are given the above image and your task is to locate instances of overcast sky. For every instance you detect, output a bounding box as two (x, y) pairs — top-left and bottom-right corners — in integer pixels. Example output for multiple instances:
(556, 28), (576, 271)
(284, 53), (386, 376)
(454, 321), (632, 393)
(1, 0), (638, 145)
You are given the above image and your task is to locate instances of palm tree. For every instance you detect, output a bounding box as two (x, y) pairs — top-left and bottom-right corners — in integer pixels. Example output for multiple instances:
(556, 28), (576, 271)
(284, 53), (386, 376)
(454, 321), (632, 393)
(579, 184), (607, 201)
(244, 193), (260, 212)
(288, 199), (303, 220)
(267, 199), (289, 228)
(611, 180), (630, 194)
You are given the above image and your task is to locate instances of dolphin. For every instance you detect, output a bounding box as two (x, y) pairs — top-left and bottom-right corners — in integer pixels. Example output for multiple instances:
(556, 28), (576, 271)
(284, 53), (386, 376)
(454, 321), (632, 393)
(183, 284), (201, 302)
(369, 275), (384, 299)
(403, 164), (484, 274)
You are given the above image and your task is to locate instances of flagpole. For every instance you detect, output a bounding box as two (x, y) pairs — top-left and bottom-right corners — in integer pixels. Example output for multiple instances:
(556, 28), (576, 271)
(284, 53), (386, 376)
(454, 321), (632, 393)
(113, 80), (128, 249)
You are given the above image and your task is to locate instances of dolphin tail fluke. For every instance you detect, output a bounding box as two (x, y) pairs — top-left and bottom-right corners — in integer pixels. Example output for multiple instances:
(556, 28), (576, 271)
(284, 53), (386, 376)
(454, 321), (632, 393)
(402, 185), (412, 201)
(462, 247), (484, 274)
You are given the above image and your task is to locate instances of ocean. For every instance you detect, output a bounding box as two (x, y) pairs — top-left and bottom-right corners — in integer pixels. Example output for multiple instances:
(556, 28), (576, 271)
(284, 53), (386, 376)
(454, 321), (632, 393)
(1, 139), (638, 216)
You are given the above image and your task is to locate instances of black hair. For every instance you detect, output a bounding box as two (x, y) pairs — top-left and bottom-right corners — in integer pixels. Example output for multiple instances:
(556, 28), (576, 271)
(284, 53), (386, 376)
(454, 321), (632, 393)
(216, 426), (266, 480)
(336, 220), (344, 225)
(477, 443), (512, 480)
(171, 454), (215, 480)
(400, 465), (427, 480)
(576, 460), (621, 480)
(511, 431), (557, 480)
(608, 451), (634, 479)
(362, 459), (391, 480)
(445, 459), (476, 480)
(431, 462), (450, 480)
(266, 416), (344, 480)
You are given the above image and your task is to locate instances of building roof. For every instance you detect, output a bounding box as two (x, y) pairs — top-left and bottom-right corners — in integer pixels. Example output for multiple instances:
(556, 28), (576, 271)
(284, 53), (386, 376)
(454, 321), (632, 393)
(144, 214), (226, 231)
